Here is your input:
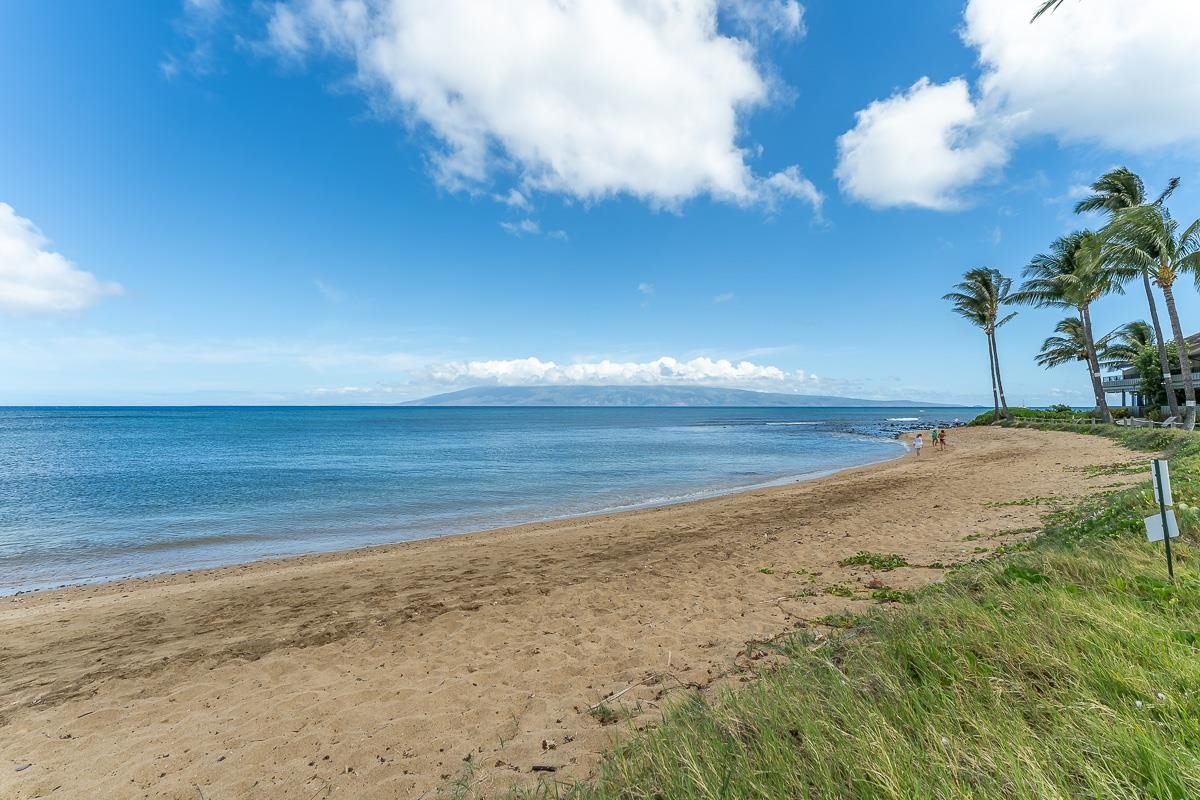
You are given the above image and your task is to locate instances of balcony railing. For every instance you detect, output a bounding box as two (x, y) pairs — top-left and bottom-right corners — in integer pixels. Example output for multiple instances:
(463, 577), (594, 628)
(1103, 371), (1200, 386)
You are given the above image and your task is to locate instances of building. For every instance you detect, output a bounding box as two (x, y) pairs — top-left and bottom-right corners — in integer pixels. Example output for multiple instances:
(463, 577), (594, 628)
(1103, 331), (1200, 412)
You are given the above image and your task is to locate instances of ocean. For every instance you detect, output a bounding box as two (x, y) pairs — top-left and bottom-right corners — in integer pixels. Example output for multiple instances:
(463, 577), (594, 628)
(0, 406), (978, 594)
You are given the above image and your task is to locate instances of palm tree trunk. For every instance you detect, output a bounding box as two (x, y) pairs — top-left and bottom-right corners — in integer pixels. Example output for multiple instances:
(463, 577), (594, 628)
(1161, 280), (1196, 429)
(986, 333), (1000, 422)
(1143, 269), (1180, 418)
(990, 330), (1012, 421)
(1080, 306), (1112, 423)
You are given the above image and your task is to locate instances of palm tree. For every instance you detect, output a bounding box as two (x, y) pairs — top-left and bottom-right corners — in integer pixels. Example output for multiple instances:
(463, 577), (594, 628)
(1035, 317), (1090, 368)
(1009, 231), (1120, 422)
(1104, 204), (1200, 428)
(945, 268), (1017, 422)
(1100, 320), (1154, 370)
(1079, 168), (1180, 418)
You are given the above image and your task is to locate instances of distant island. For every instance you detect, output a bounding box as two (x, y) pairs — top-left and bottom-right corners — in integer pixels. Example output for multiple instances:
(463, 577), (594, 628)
(404, 385), (965, 408)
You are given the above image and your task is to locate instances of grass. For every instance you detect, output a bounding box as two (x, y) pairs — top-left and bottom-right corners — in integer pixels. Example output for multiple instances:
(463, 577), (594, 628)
(512, 423), (1200, 799)
(869, 587), (915, 604)
(588, 702), (620, 726)
(823, 583), (856, 598)
(985, 495), (1061, 508)
(837, 551), (909, 571)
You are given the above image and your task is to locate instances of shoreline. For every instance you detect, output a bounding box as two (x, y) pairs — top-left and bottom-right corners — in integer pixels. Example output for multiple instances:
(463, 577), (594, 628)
(3, 435), (910, 598)
(0, 426), (1126, 800)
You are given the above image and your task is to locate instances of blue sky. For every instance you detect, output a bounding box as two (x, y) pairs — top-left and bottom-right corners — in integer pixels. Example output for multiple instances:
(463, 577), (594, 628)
(2, 0), (1199, 405)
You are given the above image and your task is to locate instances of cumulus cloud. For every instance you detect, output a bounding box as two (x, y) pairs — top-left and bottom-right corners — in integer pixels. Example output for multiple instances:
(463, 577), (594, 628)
(836, 0), (1200, 210)
(836, 77), (1008, 210)
(638, 282), (655, 296)
(427, 355), (820, 389)
(965, 0), (1200, 150)
(261, 0), (821, 211)
(0, 203), (123, 315)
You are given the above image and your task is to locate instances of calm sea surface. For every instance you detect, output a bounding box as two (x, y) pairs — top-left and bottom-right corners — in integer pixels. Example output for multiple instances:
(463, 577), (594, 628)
(0, 406), (978, 594)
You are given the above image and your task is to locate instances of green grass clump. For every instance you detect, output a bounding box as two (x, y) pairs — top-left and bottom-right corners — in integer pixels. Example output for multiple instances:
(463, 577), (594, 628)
(516, 424), (1200, 800)
(838, 551), (909, 570)
(870, 587), (915, 604)
(823, 583), (855, 598)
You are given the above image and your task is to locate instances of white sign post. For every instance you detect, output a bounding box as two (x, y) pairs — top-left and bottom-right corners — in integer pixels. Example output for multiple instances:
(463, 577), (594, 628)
(1146, 459), (1177, 581)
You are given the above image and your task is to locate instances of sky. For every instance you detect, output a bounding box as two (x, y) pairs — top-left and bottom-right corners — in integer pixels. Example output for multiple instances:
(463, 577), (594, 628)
(2, 0), (1200, 406)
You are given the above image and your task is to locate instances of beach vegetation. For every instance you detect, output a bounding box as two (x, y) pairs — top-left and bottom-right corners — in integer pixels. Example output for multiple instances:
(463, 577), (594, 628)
(517, 426), (1200, 800)
(967, 405), (1089, 426)
(869, 587), (914, 603)
(588, 702), (619, 726)
(986, 495), (1059, 507)
(811, 611), (859, 629)
(837, 551), (909, 570)
(823, 583), (855, 598)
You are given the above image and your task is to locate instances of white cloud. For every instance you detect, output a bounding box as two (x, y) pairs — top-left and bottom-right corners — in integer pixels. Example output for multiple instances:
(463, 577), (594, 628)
(0, 203), (122, 315)
(427, 355), (821, 389)
(837, 0), (1200, 209)
(495, 188), (531, 210)
(262, 0), (821, 211)
(638, 282), (655, 295)
(714, 292), (735, 303)
(835, 78), (1008, 210)
(964, 0), (1200, 150)
(720, 0), (805, 39)
(500, 219), (541, 237)
(162, 0), (227, 78)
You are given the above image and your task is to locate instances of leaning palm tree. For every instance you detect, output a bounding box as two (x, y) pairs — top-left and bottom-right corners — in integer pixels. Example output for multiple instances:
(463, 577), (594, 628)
(1009, 231), (1120, 422)
(1100, 320), (1154, 370)
(1079, 168), (1180, 418)
(945, 268), (1017, 422)
(1104, 204), (1200, 428)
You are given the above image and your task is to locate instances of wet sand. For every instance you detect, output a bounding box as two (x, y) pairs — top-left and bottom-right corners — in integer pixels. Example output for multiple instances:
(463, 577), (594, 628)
(0, 426), (1139, 799)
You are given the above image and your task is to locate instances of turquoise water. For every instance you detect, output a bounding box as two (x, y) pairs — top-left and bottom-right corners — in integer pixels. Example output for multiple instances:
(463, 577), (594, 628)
(0, 406), (977, 594)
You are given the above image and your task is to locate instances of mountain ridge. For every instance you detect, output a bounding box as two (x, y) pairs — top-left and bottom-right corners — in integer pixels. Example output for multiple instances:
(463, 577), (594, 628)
(403, 385), (965, 408)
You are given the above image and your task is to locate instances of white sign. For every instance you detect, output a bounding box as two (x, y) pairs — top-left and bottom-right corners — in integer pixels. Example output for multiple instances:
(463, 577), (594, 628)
(1145, 511), (1180, 543)
(1152, 460), (1173, 507)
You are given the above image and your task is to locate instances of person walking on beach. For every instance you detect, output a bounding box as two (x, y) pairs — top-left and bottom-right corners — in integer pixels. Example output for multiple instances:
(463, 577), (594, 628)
(913, 433), (924, 456)
(930, 428), (939, 449)
(938, 428), (948, 451)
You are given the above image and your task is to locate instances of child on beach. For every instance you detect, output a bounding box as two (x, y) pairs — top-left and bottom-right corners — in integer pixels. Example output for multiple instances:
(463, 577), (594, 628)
(930, 429), (939, 448)
(939, 429), (947, 450)
(913, 433), (923, 456)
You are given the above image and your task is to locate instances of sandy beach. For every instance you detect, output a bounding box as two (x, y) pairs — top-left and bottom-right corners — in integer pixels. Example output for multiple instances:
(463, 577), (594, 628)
(0, 426), (1140, 799)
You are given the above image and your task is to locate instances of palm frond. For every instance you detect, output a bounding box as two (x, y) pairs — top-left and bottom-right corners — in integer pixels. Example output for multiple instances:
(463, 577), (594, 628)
(1035, 317), (1088, 369)
(1031, 0), (1067, 22)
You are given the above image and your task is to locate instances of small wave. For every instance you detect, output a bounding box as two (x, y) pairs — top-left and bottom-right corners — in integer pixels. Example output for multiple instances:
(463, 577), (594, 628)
(764, 421), (821, 426)
(886, 417), (920, 422)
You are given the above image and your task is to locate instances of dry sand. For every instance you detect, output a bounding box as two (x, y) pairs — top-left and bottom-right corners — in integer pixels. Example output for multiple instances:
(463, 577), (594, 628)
(0, 426), (1142, 799)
